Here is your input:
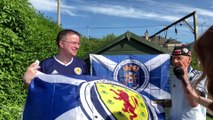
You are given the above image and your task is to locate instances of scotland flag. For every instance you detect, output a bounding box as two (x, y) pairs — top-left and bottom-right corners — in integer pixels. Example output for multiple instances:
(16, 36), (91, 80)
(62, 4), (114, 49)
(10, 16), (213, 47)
(90, 54), (171, 100)
(22, 72), (164, 120)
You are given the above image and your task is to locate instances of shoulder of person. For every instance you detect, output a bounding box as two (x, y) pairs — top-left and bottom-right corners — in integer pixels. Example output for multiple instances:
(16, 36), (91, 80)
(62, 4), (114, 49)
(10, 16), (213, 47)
(73, 57), (87, 65)
(73, 56), (85, 62)
(189, 67), (203, 80)
(39, 56), (55, 66)
(188, 67), (208, 95)
(40, 56), (54, 62)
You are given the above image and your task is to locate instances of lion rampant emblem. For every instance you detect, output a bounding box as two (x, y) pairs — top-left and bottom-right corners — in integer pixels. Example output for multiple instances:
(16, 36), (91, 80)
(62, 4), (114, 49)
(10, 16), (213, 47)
(110, 89), (138, 120)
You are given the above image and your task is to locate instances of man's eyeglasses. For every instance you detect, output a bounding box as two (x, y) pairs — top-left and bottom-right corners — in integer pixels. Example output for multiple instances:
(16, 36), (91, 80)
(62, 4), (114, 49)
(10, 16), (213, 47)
(61, 41), (80, 46)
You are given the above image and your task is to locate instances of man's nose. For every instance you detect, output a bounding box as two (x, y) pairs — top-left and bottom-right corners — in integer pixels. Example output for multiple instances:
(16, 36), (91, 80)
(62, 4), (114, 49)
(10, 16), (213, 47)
(173, 59), (180, 64)
(75, 44), (80, 49)
(174, 59), (178, 62)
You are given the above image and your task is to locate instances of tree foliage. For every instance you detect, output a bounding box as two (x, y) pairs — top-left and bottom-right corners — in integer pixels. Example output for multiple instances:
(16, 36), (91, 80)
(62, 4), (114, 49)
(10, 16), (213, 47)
(77, 34), (116, 57)
(0, 0), (61, 119)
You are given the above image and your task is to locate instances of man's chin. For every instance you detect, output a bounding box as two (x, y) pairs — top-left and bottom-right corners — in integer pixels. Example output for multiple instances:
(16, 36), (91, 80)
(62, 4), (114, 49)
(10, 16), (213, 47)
(71, 53), (77, 56)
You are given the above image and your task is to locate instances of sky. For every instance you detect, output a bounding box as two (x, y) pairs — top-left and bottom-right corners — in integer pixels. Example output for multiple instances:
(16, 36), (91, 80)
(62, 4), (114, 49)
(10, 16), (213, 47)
(29, 0), (213, 44)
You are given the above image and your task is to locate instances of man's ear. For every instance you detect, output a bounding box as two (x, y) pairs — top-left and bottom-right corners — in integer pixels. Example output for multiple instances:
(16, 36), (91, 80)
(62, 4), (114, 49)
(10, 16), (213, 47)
(188, 56), (192, 64)
(59, 41), (64, 48)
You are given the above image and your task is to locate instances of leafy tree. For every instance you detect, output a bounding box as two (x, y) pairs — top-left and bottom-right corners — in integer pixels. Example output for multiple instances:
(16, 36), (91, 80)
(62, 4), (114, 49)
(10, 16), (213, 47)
(0, 0), (61, 119)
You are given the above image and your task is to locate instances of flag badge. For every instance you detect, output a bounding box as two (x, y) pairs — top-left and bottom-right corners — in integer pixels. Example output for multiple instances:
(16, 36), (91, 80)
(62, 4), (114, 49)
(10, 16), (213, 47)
(113, 59), (149, 90)
(74, 67), (82, 75)
(96, 82), (149, 120)
(80, 80), (151, 120)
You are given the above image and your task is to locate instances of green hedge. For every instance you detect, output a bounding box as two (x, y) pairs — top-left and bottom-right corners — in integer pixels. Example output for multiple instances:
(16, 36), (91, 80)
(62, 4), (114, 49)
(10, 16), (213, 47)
(0, 0), (61, 119)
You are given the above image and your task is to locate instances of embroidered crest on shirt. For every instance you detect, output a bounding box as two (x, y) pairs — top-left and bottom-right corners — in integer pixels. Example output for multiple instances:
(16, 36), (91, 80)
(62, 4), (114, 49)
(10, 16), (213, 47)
(74, 67), (82, 75)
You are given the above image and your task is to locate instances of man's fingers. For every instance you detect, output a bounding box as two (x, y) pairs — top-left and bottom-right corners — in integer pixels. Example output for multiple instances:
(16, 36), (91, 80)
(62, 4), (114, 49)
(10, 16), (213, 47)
(28, 60), (40, 71)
